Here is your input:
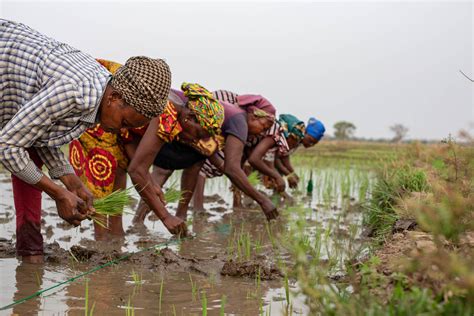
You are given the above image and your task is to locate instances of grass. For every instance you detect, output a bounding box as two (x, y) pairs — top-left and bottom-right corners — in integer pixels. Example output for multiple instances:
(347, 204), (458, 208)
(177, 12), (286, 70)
(364, 165), (428, 240)
(282, 140), (474, 314)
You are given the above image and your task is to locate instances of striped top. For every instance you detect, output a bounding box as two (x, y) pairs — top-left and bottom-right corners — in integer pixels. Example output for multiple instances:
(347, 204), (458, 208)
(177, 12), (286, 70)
(0, 19), (110, 184)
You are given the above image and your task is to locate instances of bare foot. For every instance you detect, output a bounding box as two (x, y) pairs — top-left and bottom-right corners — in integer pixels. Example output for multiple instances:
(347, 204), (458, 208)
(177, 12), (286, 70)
(21, 255), (44, 264)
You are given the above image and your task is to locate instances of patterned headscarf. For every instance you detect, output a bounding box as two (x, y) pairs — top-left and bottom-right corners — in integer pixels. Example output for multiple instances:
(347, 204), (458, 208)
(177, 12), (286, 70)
(110, 56), (172, 119)
(181, 82), (224, 136)
(236, 94), (276, 120)
(279, 114), (306, 142)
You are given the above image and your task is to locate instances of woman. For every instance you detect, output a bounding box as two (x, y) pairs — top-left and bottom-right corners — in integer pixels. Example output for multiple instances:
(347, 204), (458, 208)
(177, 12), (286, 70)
(70, 59), (223, 237)
(271, 115), (325, 188)
(127, 85), (225, 233)
(133, 92), (279, 223)
(193, 91), (280, 218)
(208, 90), (291, 205)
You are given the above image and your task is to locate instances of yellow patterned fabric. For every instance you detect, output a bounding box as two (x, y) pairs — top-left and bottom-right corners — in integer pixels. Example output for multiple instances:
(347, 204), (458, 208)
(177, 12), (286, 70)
(70, 126), (128, 198)
(156, 101), (182, 143)
(181, 82), (224, 136)
(69, 59), (128, 198)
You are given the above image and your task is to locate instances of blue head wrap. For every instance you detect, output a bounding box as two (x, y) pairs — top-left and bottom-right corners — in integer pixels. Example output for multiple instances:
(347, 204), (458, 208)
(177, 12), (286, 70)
(306, 117), (325, 140)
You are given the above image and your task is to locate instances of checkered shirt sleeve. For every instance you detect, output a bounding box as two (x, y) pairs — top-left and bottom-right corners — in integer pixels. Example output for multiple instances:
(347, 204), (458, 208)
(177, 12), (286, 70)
(0, 79), (82, 184)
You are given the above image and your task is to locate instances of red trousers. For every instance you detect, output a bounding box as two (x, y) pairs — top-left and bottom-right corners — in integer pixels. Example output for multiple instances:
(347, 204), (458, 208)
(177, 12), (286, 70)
(12, 149), (44, 256)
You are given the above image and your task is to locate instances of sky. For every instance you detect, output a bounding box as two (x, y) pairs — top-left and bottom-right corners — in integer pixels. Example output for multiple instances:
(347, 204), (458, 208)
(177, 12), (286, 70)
(1, 1), (472, 140)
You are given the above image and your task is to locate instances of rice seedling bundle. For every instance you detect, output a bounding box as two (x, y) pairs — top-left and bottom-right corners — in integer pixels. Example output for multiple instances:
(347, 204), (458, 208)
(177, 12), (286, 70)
(91, 187), (134, 228)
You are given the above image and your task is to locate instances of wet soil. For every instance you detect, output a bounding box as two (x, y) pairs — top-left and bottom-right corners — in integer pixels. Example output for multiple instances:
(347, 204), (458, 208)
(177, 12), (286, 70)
(221, 258), (283, 280)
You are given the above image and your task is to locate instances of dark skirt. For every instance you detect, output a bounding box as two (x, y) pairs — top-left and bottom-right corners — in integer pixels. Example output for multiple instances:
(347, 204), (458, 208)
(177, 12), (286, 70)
(153, 142), (206, 170)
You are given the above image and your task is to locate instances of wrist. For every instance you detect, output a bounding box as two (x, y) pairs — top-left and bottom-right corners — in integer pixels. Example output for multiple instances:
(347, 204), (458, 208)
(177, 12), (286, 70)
(159, 210), (171, 222)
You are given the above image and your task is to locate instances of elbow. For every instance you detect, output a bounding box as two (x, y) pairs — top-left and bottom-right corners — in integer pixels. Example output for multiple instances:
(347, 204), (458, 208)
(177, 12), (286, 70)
(247, 155), (260, 168)
(224, 163), (240, 178)
(127, 162), (144, 183)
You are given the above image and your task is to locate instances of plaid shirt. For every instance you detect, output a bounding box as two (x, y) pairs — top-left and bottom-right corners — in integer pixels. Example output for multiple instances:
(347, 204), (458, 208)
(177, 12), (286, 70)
(0, 19), (110, 184)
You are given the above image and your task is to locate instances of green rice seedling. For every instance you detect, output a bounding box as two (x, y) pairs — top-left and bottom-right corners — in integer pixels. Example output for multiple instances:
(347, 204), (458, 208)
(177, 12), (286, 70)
(284, 274), (290, 306)
(125, 295), (134, 316)
(171, 304), (177, 316)
(93, 187), (134, 216)
(265, 304), (271, 316)
(265, 222), (276, 249)
(254, 235), (263, 255)
(163, 186), (183, 203)
(256, 266), (261, 292)
(91, 187), (134, 227)
(220, 295), (226, 316)
(242, 232), (251, 261)
(158, 278), (164, 315)
(201, 290), (207, 316)
(248, 171), (260, 186)
(84, 279), (96, 316)
(131, 269), (142, 286)
(34, 271), (41, 287)
(69, 249), (79, 263)
(189, 273), (198, 301)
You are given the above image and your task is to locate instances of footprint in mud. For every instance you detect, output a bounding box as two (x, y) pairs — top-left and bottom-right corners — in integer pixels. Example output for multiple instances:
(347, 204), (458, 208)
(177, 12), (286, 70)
(221, 258), (283, 280)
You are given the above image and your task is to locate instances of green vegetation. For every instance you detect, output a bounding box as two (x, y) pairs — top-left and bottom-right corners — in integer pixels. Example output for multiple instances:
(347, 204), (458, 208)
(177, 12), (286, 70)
(283, 140), (474, 315)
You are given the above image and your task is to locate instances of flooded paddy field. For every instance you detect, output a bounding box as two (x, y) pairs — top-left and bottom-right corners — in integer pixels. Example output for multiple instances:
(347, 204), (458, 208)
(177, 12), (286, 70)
(0, 144), (379, 315)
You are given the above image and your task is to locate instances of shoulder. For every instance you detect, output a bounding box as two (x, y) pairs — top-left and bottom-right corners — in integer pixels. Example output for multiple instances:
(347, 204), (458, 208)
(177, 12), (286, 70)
(47, 49), (110, 110)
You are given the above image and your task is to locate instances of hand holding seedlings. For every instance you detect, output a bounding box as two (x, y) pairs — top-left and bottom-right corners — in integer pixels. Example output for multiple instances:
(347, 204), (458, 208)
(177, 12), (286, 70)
(55, 189), (88, 226)
(60, 174), (95, 214)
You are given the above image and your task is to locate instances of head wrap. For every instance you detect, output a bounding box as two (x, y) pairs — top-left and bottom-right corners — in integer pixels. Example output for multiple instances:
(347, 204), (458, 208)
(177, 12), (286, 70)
(181, 83), (224, 136)
(279, 114), (306, 142)
(306, 117), (325, 141)
(110, 56), (172, 119)
(236, 94), (276, 120)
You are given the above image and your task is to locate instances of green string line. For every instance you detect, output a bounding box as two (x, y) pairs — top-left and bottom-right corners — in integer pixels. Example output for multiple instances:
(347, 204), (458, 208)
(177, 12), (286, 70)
(0, 237), (187, 311)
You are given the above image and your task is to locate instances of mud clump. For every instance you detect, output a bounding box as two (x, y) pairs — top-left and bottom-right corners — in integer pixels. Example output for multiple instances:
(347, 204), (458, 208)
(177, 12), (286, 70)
(0, 239), (16, 258)
(44, 242), (70, 263)
(221, 258), (283, 280)
(70, 245), (98, 261)
(130, 247), (223, 276)
(69, 245), (123, 265)
(203, 194), (226, 204)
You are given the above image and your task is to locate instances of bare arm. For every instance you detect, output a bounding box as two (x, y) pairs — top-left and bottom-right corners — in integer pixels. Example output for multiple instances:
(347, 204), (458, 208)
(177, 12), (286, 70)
(247, 136), (286, 192)
(128, 118), (186, 235)
(276, 155), (294, 176)
(221, 135), (278, 220)
(276, 155), (299, 189)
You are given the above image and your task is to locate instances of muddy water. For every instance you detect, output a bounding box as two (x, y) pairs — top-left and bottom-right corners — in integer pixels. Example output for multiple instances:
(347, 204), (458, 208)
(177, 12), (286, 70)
(0, 165), (373, 315)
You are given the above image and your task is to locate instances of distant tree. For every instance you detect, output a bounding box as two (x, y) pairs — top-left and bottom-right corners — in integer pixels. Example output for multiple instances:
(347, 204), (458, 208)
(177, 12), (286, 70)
(390, 124), (409, 143)
(333, 121), (356, 140)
